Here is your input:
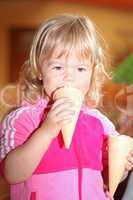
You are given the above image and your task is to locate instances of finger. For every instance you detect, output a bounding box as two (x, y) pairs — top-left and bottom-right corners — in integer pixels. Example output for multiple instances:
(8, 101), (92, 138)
(54, 110), (76, 122)
(128, 151), (133, 158)
(128, 160), (133, 167)
(51, 98), (74, 111)
(127, 151), (133, 162)
(51, 102), (75, 116)
(127, 156), (133, 166)
(129, 150), (133, 155)
(58, 119), (73, 127)
(125, 163), (133, 171)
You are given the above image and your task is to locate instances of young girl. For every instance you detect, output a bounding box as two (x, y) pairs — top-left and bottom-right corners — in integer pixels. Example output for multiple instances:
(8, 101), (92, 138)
(0, 14), (133, 200)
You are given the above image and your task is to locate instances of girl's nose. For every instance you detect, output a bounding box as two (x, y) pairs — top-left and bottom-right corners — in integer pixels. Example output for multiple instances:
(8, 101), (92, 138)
(63, 67), (73, 82)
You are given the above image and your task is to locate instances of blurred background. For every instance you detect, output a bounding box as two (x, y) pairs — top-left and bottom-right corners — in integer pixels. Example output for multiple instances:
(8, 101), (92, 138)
(0, 0), (133, 199)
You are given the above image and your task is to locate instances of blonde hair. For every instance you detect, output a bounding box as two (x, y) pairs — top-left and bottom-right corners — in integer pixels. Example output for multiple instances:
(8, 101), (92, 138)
(19, 14), (110, 107)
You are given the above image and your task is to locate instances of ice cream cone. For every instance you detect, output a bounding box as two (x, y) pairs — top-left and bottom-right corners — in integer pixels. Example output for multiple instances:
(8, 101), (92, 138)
(53, 86), (84, 148)
(109, 135), (133, 197)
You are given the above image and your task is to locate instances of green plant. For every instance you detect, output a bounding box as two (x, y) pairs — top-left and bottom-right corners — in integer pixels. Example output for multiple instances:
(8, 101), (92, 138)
(112, 54), (133, 85)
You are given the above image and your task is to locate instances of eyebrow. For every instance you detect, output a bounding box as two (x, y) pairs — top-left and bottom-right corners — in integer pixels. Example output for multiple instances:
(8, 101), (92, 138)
(48, 60), (62, 66)
(48, 60), (89, 67)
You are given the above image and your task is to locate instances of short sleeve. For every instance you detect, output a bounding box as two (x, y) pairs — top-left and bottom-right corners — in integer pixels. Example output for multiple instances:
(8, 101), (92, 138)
(86, 108), (119, 136)
(0, 107), (37, 161)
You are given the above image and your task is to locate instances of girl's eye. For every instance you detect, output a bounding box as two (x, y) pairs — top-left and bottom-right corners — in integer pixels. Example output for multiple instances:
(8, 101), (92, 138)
(77, 67), (86, 72)
(53, 66), (63, 70)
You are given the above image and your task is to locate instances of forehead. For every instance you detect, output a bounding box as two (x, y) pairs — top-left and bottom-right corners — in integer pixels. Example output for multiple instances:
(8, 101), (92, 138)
(48, 47), (94, 65)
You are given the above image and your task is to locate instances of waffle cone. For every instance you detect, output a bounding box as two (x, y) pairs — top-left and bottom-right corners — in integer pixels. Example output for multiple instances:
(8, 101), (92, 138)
(53, 86), (84, 148)
(109, 135), (133, 197)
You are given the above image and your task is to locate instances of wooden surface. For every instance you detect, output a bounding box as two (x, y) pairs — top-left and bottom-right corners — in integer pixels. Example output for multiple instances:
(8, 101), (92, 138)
(57, 0), (133, 10)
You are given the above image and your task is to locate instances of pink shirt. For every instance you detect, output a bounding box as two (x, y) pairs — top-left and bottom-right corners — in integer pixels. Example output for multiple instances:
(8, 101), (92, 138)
(0, 98), (118, 200)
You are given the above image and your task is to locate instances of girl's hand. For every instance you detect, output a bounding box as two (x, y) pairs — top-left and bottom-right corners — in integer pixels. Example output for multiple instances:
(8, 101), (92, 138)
(125, 149), (133, 172)
(103, 184), (113, 200)
(121, 150), (133, 182)
(42, 97), (75, 139)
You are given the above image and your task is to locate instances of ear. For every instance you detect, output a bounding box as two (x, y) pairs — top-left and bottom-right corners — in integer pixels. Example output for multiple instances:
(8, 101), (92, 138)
(38, 74), (43, 80)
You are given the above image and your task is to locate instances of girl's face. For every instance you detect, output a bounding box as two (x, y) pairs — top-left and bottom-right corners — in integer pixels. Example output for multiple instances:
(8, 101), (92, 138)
(41, 50), (93, 100)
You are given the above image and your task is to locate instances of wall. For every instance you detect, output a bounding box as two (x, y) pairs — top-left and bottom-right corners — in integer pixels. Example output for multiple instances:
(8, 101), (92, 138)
(0, 1), (133, 86)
